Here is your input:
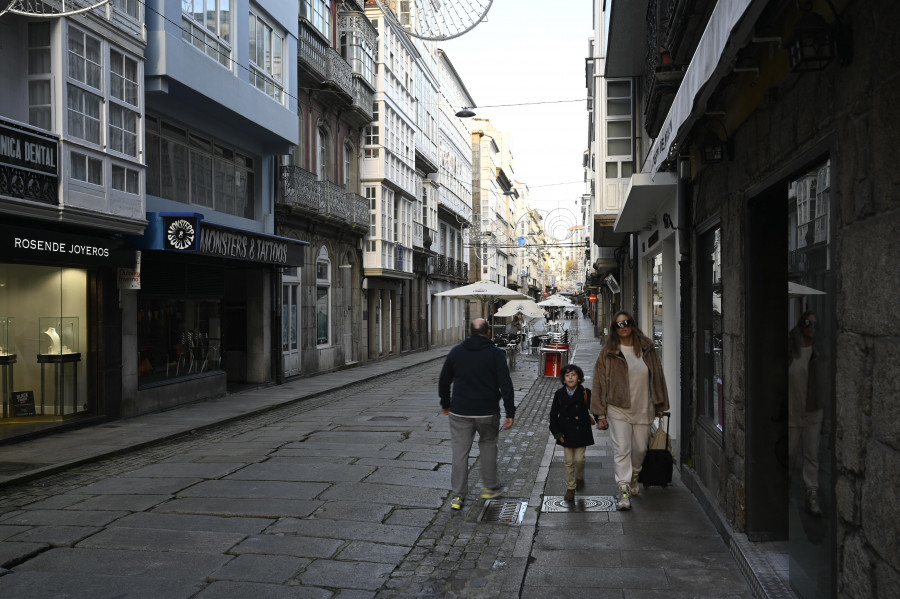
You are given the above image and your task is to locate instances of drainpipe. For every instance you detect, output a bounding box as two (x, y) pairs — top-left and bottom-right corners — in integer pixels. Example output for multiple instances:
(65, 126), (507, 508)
(677, 157), (692, 466)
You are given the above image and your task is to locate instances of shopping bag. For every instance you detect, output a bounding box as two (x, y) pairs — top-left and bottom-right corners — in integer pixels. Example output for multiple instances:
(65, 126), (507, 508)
(638, 412), (673, 488)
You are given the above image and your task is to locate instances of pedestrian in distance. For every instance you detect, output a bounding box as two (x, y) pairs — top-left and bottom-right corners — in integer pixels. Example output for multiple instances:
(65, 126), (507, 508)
(439, 318), (515, 511)
(549, 364), (595, 502)
(592, 311), (669, 510)
(788, 311), (824, 516)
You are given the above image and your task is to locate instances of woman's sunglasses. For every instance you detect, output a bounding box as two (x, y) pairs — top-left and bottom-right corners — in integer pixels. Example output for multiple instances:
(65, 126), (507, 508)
(803, 319), (817, 329)
(615, 319), (633, 329)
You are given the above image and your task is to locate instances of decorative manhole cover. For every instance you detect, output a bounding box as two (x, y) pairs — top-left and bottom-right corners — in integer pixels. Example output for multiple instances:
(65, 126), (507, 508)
(368, 416), (408, 422)
(541, 495), (616, 512)
(479, 499), (527, 525)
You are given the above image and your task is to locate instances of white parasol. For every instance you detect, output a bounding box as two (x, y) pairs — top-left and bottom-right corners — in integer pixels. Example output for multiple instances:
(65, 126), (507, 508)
(788, 282), (826, 298)
(435, 280), (531, 317)
(494, 299), (545, 318)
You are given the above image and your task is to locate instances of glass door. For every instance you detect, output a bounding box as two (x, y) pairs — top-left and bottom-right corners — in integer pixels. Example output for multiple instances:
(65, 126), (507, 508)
(787, 160), (834, 597)
(281, 280), (300, 377)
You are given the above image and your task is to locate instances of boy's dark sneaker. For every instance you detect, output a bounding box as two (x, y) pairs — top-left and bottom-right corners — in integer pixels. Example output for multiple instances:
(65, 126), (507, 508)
(564, 489), (576, 502)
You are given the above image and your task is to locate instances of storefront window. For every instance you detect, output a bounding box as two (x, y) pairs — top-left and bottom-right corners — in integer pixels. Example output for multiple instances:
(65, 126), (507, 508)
(650, 253), (663, 362)
(316, 247), (330, 347)
(0, 264), (89, 440)
(698, 226), (723, 431)
(136, 297), (222, 386)
(787, 160), (834, 597)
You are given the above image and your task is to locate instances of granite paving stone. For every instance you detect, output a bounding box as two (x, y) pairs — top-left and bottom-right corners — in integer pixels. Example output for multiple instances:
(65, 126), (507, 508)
(362, 466), (450, 489)
(225, 461), (374, 482)
(108, 511), (273, 534)
(310, 500), (393, 522)
(76, 527), (247, 553)
(0, 571), (206, 599)
(175, 479), (329, 499)
(336, 540), (413, 563)
(299, 559), (395, 590)
(318, 482), (446, 507)
(0, 509), (129, 527)
(230, 534), (343, 559)
(269, 518), (422, 546)
(12, 546), (231, 577)
(154, 497), (321, 518)
(7, 525), (101, 546)
(65, 493), (171, 511)
(68, 477), (204, 495)
(209, 553), (308, 584)
(193, 580), (332, 599)
(118, 462), (246, 479)
(0, 541), (48, 568)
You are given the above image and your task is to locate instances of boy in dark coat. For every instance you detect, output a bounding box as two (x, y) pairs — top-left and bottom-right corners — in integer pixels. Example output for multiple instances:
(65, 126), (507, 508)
(549, 364), (595, 502)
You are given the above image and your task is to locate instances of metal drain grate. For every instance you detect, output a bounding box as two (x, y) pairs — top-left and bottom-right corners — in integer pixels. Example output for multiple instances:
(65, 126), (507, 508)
(541, 495), (617, 512)
(479, 499), (528, 525)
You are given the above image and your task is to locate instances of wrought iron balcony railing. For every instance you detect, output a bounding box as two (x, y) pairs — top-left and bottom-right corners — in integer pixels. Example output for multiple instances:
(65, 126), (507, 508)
(279, 165), (367, 233)
(325, 47), (354, 99)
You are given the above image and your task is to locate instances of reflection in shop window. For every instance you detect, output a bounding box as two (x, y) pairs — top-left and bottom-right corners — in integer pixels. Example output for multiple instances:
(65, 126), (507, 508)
(136, 298), (222, 386)
(316, 247), (330, 347)
(699, 226), (723, 431)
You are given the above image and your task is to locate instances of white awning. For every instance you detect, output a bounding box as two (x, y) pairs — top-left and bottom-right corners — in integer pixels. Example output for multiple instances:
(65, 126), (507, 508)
(614, 172), (677, 233)
(649, 0), (765, 176)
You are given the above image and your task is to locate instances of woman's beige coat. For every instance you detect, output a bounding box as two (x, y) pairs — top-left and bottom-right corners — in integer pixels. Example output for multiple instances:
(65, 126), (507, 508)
(591, 340), (670, 418)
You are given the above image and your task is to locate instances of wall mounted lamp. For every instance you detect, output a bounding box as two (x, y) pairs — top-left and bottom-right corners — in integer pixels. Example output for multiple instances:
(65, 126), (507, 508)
(701, 120), (734, 165)
(787, 10), (835, 72)
(787, 0), (853, 73)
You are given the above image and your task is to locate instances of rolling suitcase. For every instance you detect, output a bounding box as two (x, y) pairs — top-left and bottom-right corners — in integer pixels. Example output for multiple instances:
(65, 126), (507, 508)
(638, 412), (673, 488)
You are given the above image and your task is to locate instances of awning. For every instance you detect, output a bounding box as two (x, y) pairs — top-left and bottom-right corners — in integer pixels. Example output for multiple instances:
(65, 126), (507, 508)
(648, 0), (766, 176)
(614, 172), (677, 233)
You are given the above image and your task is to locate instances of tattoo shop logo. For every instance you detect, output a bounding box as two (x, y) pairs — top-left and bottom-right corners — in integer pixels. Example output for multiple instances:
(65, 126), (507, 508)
(163, 217), (198, 251)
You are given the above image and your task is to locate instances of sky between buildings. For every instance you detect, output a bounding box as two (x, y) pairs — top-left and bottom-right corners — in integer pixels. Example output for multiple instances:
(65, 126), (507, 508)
(440, 0), (594, 227)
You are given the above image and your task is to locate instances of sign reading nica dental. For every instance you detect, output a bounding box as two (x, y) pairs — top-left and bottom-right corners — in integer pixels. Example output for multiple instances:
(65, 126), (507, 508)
(0, 118), (59, 205)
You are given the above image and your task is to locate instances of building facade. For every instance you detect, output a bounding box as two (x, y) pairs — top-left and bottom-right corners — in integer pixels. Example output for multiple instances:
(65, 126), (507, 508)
(598, 0), (898, 596)
(277, 0), (374, 378)
(0, 2), (147, 441)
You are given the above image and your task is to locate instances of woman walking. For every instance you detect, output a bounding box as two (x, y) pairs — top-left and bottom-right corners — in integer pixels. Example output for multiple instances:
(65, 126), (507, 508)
(591, 311), (669, 510)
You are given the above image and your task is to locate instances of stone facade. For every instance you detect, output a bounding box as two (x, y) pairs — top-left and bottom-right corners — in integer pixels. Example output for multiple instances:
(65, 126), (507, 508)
(686, 0), (899, 594)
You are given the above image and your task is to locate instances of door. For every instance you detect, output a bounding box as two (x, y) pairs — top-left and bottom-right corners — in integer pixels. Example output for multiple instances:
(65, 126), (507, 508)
(282, 281), (300, 377)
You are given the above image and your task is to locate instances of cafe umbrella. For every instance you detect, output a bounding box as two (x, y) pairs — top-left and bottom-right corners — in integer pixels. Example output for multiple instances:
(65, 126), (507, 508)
(435, 280), (531, 321)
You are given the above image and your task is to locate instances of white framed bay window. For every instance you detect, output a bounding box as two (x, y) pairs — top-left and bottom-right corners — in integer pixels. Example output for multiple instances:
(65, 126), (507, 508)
(249, 10), (286, 104)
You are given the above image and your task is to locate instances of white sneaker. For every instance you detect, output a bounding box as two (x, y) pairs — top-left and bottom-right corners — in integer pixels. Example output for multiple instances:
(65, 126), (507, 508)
(616, 483), (632, 510)
(630, 472), (640, 496)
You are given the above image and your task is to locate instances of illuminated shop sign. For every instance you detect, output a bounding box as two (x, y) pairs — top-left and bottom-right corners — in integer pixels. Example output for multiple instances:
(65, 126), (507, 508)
(0, 118), (59, 205)
(136, 213), (307, 267)
(0, 223), (132, 267)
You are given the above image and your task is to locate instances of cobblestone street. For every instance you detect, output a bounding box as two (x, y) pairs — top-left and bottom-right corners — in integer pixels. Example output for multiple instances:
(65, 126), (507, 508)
(0, 322), (756, 598)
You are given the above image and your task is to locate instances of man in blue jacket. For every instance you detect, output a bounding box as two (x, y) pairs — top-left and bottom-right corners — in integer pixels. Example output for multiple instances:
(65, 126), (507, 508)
(439, 318), (515, 510)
